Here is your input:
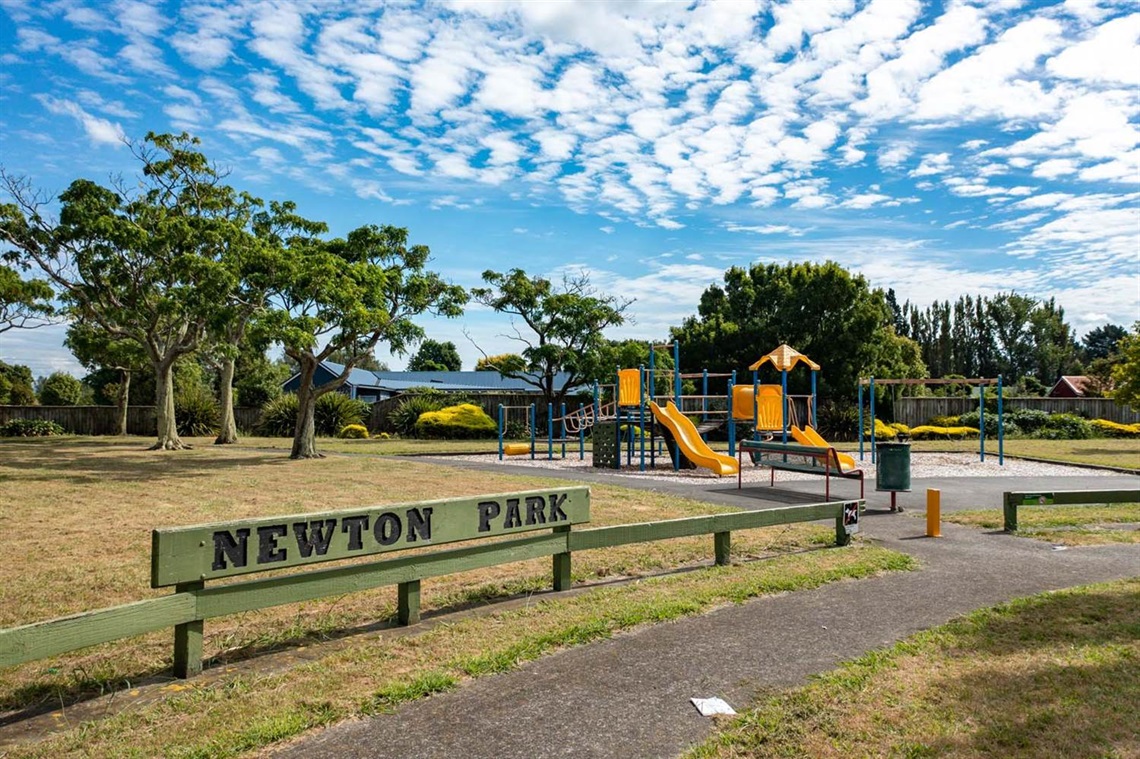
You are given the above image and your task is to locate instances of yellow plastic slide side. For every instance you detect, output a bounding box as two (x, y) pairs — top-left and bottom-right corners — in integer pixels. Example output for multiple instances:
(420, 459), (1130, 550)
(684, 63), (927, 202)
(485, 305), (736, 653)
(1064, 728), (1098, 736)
(792, 426), (858, 471)
(649, 401), (739, 476)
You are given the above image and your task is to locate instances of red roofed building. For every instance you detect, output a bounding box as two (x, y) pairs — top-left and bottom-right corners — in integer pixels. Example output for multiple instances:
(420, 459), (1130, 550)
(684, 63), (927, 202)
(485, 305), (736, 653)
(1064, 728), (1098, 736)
(1048, 375), (1092, 397)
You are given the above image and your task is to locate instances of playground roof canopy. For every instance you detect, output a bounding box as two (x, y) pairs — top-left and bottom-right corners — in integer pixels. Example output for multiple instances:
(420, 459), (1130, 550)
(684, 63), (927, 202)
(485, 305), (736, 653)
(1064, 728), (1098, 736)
(749, 344), (820, 372)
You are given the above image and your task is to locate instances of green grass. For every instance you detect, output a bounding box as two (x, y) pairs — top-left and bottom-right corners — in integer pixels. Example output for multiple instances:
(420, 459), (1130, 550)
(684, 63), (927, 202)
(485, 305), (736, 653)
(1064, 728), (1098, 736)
(946, 503), (1140, 545)
(5, 546), (913, 758)
(834, 438), (1139, 470)
(690, 578), (1140, 758)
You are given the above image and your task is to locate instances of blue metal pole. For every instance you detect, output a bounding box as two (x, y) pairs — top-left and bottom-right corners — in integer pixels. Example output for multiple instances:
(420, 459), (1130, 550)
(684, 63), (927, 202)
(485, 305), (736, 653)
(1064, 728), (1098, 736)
(530, 404), (535, 460)
(858, 382), (864, 460)
(702, 368), (708, 423)
(674, 340), (681, 407)
(811, 370), (817, 429)
(548, 403), (554, 460)
(998, 375), (1004, 466)
(752, 369), (759, 441)
(979, 382), (985, 463)
(781, 369), (788, 444)
(869, 377), (876, 464)
(578, 403), (585, 460)
(498, 404), (504, 461)
(560, 402), (567, 459)
(593, 381), (600, 421)
(639, 365), (646, 472)
(648, 343), (655, 403)
(614, 367), (621, 469)
(728, 379), (735, 456)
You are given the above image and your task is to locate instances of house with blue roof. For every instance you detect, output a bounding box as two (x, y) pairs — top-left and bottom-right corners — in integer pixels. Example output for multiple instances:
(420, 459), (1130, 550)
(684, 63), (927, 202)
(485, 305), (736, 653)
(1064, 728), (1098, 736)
(282, 361), (581, 403)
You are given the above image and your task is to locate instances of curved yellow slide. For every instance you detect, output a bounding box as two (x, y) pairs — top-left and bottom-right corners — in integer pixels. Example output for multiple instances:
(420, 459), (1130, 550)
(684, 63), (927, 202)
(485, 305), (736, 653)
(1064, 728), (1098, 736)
(650, 401), (739, 476)
(791, 425), (858, 471)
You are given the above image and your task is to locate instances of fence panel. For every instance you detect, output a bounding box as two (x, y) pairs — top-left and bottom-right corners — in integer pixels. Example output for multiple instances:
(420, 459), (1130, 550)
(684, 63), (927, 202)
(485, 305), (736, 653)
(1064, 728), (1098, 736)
(0, 406), (264, 436)
(893, 397), (1140, 426)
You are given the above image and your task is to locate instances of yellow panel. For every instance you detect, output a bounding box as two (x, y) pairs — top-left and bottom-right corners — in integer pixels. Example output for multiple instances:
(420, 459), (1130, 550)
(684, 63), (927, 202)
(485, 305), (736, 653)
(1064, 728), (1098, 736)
(732, 384), (784, 429)
(618, 368), (643, 407)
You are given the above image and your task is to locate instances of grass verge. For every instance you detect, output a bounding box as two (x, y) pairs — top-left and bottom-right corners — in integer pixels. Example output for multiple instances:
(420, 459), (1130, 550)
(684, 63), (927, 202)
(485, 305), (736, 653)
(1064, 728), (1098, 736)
(689, 577), (1140, 759)
(945, 503), (1140, 545)
(4, 545), (912, 757)
(834, 438), (1139, 470)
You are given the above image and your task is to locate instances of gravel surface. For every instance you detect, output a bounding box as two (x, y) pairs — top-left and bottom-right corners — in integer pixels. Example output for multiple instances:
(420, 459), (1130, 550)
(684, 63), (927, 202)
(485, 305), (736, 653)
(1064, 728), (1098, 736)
(452, 450), (1113, 486)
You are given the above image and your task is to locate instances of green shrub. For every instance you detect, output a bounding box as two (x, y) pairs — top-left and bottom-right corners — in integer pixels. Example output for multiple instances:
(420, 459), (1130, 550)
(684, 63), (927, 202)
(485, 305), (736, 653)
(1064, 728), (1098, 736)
(258, 393), (369, 437)
(1031, 413), (1094, 440)
(863, 418), (897, 441)
(957, 410), (1004, 437)
(415, 403), (497, 439)
(889, 422), (910, 436)
(38, 372), (84, 406)
(1006, 408), (1051, 434)
(339, 424), (369, 439)
(175, 385), (220, 436)
(929, 415), (959, 427)
(816, 400), (858, 441)
(389, 392), (449, 436)
(0, 418), (66, 437)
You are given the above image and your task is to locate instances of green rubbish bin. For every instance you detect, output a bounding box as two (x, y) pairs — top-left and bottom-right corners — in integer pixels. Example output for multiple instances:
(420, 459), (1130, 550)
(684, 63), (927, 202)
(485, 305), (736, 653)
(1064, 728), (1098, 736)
(876, 441), (912, 492)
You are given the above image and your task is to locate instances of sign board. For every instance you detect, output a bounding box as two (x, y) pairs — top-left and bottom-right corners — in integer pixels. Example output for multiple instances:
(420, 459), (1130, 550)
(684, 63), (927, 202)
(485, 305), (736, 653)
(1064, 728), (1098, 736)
(843, 501), (860, 534)
(151, 487), (590, 587)
(1019, 493), (1055, 506)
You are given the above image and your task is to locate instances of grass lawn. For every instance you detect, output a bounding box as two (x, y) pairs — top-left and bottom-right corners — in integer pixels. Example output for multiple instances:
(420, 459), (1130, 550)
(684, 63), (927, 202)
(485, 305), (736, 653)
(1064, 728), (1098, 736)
(946, 503), (1140, 546)
(0, 436), (910, 756)
(690, 577), (1140, 759)
(234, 435), (511, 455)
(835, 438), (1139, 470)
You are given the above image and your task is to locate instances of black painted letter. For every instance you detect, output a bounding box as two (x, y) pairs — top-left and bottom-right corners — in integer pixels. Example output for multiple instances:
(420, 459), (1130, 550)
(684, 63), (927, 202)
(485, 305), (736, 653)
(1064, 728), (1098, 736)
(407, 507), (432, 542)
(374, 512), (402, 546)
(503, 498), (522, 529)
(341, 515), (369, 550)
(548, 493), (569, 522)
(257, 525), (288, 564)
(477, 500), (501, 532)
(293, 519), (337, 558)
(211, 528), (250, 570)
(525, 496), (546, 525)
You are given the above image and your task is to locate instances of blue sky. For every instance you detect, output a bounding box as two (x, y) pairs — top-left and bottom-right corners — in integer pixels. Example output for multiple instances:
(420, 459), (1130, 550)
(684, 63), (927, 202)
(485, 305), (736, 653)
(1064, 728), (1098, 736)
(1, 0), (1138, 377)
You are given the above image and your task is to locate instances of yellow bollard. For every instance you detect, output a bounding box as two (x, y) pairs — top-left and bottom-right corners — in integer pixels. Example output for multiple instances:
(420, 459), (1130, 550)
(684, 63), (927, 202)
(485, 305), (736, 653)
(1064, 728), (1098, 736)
(926, 488), (941, 538)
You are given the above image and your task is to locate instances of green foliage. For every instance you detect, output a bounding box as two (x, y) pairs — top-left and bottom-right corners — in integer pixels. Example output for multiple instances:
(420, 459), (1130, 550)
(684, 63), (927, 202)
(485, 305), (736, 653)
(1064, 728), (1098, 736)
(957, 410), (1005, 437)
(815, 400), (858, 441)
(408, 339), (461, 371)
(1015, 375), (1048, 396)
(234, 355), (291, 408)
(1031, 413), (1094, 440)
(37, 371), (84, 406)
(326, 347), (388, 371)
(388, 391), (449, 435)
(0, 418), (66, 437)
(1082, 323), (1127, 362)
(670, 261), (891, 400)
(928, 415), (960, 427)
(0, 360), (35, 404)
(0, 262), (54, 334)
(476, 353), (526, 373)
(338, 424), (370, 439)
(864, 418), (897, 441)
(1005, 408), (1051, 434)
(175, 384), (220, 436)
(414, 403), (497, 439)
(1110, 323), (1140, 411)
(258, 392), (369, 437)
(472, 269), (631, 408)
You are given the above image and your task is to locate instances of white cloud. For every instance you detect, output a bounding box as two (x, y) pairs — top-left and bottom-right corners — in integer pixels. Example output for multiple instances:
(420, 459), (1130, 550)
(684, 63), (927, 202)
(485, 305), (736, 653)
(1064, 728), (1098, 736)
(36, 96), (126, 145)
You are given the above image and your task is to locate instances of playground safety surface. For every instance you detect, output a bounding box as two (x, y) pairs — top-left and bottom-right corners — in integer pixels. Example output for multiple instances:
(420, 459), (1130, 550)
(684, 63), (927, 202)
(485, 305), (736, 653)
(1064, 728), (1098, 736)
(279, 466), (1139, 759)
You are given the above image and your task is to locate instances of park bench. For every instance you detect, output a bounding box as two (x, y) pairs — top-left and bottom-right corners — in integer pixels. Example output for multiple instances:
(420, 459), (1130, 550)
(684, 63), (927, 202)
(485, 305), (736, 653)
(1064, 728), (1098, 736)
(738, 439), (864, 500)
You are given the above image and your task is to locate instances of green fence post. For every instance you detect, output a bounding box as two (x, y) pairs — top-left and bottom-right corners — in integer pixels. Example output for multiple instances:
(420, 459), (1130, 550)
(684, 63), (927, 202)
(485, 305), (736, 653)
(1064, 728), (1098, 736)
(172, 581), (203, 678)
(553, 524), (572, 591)
(835, 510), (851, 546)
(398, 580), (421, 625)
(714, 531), (731, 565)
(1003, 492), (1018, 532)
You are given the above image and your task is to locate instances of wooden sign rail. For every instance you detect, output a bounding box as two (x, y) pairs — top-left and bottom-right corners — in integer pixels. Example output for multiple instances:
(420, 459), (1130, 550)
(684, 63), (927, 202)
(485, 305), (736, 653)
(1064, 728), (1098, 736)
(1, 488), (861, 679)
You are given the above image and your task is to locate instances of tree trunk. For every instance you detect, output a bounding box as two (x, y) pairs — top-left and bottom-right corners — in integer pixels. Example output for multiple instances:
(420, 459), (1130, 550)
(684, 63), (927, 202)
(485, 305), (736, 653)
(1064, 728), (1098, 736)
(116, 369), (130, 436)
(151, 360), (189, 450)
(290, 362), (322, 459)
(214, 357), (238, 445)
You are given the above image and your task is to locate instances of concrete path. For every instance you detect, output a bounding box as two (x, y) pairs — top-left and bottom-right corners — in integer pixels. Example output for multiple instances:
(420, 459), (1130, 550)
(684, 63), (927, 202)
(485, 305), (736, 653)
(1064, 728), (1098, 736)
(282, 466), (1139, 759)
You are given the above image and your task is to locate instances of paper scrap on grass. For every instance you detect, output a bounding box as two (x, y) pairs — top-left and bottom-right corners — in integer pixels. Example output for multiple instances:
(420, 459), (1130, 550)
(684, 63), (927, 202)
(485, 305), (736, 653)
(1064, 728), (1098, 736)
(690, 697), (736, 717)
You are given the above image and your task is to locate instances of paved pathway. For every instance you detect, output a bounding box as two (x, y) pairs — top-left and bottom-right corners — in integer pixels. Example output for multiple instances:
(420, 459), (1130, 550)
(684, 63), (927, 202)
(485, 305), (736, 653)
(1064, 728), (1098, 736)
(282, 465), (1139, 759)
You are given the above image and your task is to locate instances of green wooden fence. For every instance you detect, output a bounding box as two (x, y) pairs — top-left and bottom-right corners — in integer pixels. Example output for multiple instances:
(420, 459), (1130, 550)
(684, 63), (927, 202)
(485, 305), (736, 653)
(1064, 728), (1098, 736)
(1002, 489), (1140, 532)
(1, 487), (861, 678)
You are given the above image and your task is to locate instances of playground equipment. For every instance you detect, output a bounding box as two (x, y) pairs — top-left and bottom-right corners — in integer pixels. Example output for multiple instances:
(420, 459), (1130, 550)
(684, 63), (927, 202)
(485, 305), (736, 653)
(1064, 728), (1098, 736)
(858, 376), (1004, 465)
(650, 401), (738, 476)
(727, 344), (822, 455)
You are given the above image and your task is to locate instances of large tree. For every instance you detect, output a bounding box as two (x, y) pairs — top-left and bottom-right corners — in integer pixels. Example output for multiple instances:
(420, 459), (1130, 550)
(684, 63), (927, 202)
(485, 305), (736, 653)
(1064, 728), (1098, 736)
(670, 261), (891, 399)
(1110, 323), (1140, 410)
(0, 263), (54, 336)
(263, 215), (466, 459)
(408, 338), (461, 371)
(1082, 323), (1127, 363)
(0, 133), (250, 449)
(471, 269), (632, 408)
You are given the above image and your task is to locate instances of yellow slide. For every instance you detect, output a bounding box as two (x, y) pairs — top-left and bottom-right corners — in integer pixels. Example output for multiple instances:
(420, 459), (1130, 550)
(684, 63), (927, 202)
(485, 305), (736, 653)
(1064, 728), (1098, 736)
(791, 426), (858, 472)
(650, 401), (739, 476)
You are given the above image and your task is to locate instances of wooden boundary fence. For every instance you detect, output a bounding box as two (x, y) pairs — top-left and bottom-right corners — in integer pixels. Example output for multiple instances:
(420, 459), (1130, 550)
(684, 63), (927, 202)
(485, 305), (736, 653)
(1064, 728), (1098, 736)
(1002, 489), (1140, 532)
(0, 490), (861, 678)
(894, 397), (1140, 426)
(0, 405), (262, 436)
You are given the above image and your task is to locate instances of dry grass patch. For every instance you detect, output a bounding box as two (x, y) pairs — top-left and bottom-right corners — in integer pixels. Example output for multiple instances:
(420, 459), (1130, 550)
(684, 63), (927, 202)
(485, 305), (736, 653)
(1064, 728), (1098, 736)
(3, 544), (911, 758)
(945, 503), (1140, 546)
(0, 436), (854, 715)
(691, 577), (1140, 759)
(234, 436), (509, 455)
(832, 438), (1139, 470)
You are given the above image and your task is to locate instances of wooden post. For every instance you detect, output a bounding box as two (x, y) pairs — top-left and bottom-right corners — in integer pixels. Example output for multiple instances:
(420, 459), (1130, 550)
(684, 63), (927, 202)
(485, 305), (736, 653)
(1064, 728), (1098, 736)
(835, 511), (849, 546)
(398, 580), (421, 625)
(1003, 492), (1018, 532)
(926, 488), (941, 538)
(552, 524), (572, 591)
(172, 581), (203, 679)
(714, 531), (731, 565)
